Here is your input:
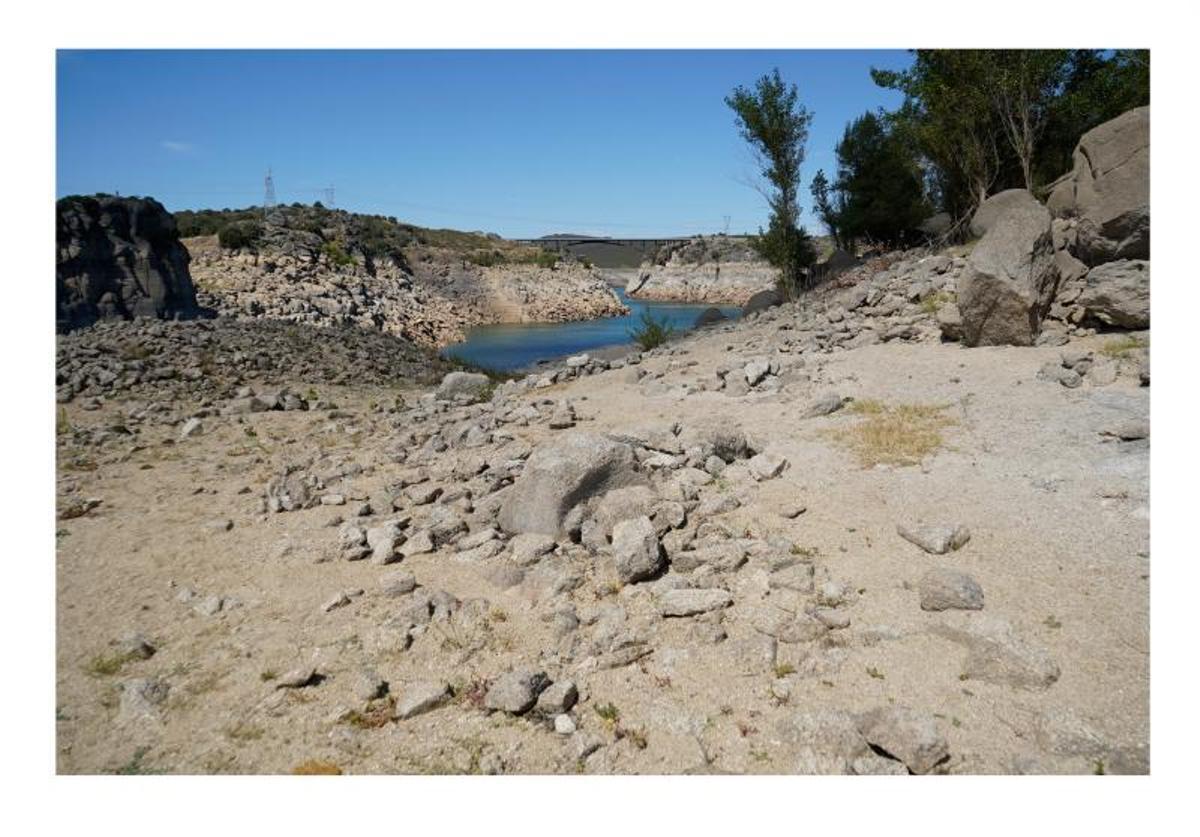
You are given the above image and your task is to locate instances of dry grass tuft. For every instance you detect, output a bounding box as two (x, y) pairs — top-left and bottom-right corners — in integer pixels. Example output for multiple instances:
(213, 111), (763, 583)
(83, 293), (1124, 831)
(829, 400), (955, 467)
(1099, 335), (1148, 358)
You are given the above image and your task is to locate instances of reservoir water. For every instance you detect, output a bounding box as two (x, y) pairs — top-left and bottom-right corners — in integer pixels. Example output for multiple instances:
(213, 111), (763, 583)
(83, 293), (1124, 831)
(442, 288), (741, 372)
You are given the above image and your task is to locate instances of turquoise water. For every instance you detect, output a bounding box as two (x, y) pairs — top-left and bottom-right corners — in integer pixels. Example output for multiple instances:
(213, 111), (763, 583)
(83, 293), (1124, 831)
(442, 288), (741, 372)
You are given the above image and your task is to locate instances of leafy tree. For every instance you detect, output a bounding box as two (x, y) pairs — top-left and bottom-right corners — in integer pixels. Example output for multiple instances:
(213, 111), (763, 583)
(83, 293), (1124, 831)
(873, 50), (1149, 222)
(726, 68), (817, 296)
(985, 49), (1072, 191)
(873, 52), (1005, 220)
(809, 169), (845, 249)
(218, 220), (262, 250)
(832, 111), (931, 248)
(1037, 49), (1150, 184)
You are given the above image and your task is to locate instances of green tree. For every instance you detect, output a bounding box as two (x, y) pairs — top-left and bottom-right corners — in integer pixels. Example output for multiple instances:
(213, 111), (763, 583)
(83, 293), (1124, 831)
(873, 52), (1004, 220)
(1037, 49), (1150, 184)
(809, 169), (844, 249)
(830, 111), (931, 248)
(985, 49), (1072, 191)
(726, 68), (817, 296)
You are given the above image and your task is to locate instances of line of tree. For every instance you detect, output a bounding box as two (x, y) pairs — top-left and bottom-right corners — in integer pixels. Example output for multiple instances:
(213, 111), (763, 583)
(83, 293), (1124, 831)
(843, 49), (1148, 243)
(728, 51), (1150, 279)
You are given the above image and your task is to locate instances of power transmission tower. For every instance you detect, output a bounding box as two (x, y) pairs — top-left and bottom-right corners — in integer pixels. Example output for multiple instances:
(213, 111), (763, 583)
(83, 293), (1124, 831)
(263, 167), (277, 216)
(323, 184), (335, 209)
(722, 215), (731, 235)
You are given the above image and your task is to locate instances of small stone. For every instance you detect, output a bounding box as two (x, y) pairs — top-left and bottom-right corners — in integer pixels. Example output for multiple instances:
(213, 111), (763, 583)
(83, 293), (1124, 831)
(1101, 419), (1149, 441)
(194, 594), (224, 616)
(115, 632), (156, 660)
(658, 588), (734, 617)
(748, 452), (788, 481)
(511, 532), (556, 563)
(919, 568), (985, 611)
(275, 666), (318, 689)
(178, 417), (204, 440)
(897, 523), (971, 555)
(857, 706), (950, 775)
(778, 502), (807, 519)
(322, 592), (352, 612)
(353, 670), (388, 702)
(394, 681), (452, 719)
(484, 669), (551, 715)
(744, 358), (772, 386)
(535, 680), (579, 714)
(611, 516), (665, 583)
(204, 518), (233, 533)
(803, 392), (844, 418)
(554, 714), (577, 735)
(380, 569), (417, 597)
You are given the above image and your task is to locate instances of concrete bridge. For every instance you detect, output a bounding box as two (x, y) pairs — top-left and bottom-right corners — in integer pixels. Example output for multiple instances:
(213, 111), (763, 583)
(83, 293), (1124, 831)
(508, 236), (696, 254)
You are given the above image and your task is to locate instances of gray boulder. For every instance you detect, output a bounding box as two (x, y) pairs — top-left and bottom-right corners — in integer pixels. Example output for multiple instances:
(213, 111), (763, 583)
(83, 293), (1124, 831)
(856, 706), (950, 775)
(499, 432), (644, 535)
(970, 189), (1035, 238)
(897, 523), (971, 555)
(611, 515), (665, 583)
(742, 288), (783, 317)
(484, 669), (550, 715)
(919, 567), (985, 611)
(436, 371), (492, 403)
(1049, 106), (1149, 265)
(658, 588), (734, 617)
(1077, 260), (1149, 329)
(957, 190), (1058, 346)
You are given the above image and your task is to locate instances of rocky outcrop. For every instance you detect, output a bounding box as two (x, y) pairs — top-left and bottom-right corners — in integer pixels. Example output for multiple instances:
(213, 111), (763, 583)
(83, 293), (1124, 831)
(498, 432), (646, 536)
(628, 236), (776, 304)
(957, 190), (1058, 346)
(57, 195), (203, 332)
(1076, 260), (1150, 329)
(1048, 106), (1149, 266)
(969, 189), (1036, 238)
(189, 240), (626, 349)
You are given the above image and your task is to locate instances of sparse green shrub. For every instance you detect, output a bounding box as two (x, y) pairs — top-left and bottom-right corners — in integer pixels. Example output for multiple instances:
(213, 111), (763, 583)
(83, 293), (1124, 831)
(218, 220), (263, 250)
(629, 309), (675, 351)
(534, 249), (559, 269)
(322, 240), (355, 267)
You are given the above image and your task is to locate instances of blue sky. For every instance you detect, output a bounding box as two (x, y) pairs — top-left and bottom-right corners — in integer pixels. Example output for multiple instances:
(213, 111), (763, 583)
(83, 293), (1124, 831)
(56, 49), (912, 238)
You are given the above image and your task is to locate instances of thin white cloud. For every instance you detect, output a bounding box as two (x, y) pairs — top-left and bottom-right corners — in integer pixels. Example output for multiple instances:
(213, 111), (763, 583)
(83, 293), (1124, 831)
(161, 140), (196, 153)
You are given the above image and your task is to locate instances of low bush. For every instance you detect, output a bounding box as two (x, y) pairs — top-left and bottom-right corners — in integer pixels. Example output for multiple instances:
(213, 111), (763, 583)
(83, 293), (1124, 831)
(629, 309), (675, 351)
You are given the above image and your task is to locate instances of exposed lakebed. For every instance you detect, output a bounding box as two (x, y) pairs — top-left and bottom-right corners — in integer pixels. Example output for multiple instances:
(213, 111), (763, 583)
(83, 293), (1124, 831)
(442, 288), (741, 372)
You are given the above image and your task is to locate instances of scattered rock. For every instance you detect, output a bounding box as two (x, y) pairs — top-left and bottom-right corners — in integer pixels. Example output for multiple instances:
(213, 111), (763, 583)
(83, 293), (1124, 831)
(918, 567), (985, 611)
(484, 669), (551, 715)
(897, 523), (971, 555)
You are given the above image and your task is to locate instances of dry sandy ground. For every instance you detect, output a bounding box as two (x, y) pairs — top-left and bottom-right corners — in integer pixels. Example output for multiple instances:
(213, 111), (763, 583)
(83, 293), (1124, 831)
(55, 317), (1149, 775)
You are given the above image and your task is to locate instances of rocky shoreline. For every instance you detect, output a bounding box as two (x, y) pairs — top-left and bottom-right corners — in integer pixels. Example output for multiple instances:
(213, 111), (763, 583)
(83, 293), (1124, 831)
(190, 241), (628, 349)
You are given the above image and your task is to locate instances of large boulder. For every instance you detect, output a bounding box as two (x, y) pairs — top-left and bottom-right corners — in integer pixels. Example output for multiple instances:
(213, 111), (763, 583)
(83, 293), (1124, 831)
(957, 190), (1058, 346)
(498, 432), (646, 535)
(970, 189), (1035, 238)
(1047, 106), (1149, 266)
(56, 194), (202, 332)
(742, 288), (783, 317)
(436, 371), (491, 402)
(1077, 260), (1150, 329)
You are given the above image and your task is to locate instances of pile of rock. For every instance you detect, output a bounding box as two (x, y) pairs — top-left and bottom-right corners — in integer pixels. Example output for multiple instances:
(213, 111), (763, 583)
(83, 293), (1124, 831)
(950, 106), (1150, 348)
(191, 243), (627, 349)
(55, 316), (446, 405)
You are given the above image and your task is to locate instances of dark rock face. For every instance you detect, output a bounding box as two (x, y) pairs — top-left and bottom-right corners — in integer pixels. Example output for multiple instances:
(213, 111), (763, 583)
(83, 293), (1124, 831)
(57, 195), (203, 332)
(1047, 106), (1149, 266)
(742, 288), (783, 317)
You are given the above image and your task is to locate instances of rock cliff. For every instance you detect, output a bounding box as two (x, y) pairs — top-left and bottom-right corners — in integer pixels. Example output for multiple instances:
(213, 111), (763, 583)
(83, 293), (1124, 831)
(56, 195), (204, 332)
